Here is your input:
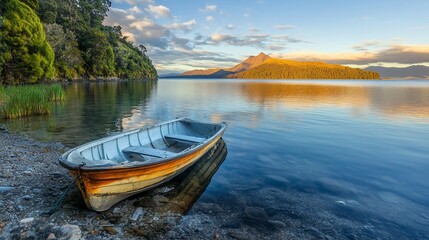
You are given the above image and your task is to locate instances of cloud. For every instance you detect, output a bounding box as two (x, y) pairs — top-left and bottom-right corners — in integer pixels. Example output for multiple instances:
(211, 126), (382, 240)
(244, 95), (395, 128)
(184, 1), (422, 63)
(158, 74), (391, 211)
(200, 5), (217, 12)
(248, 26), (259, 33)
(126, 14), (136, 20)
(206, 16), (214, 22)
(129, 18), (171, 49)
(206, 32), (304, 50)
(170, 36), (193, 50)
(129, 6), (142, 13)
(106, 7), (201, 52)
(278, 45), (429, 65)
(210, 33), (269, 48)
(352, 40), (381, 51)
(376, 45), (429, 64)
(267, 44), (286, 51)
(112, 0), (153, 5)
(167, 19), (197, 32)
(226, 24), (235, 30)
(105, 8), (171, 49)
(145, 4), (171, 18)
(271, 34), (304, 43)
(122, 31), (136, 42)
(273, 25), (295, 30)
(150, 49), (240, 74)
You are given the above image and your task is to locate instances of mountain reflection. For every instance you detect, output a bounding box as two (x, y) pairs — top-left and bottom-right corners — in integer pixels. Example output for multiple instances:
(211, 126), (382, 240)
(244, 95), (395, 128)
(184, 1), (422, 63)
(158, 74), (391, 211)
(239, 82), (429, 119)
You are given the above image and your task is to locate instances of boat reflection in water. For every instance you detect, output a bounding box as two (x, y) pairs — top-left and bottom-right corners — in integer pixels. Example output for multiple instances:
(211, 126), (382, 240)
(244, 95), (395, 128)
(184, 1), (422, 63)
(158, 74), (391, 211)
(136, 138), (228, 215)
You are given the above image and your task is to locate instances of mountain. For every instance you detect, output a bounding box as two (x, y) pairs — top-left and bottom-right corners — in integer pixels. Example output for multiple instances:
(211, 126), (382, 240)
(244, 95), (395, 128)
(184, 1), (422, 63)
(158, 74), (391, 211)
(228, 58), (380, 79)
(158, 72), (181, 78)
(178, 53), (271, 78)
(365, 65), (429, 79)
(227, 52), (271, 72)
(175, 53), (379, 79)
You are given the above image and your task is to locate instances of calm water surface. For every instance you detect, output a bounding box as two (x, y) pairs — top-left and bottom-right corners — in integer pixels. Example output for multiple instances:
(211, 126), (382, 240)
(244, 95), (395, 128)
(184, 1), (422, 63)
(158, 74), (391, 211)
(2, 79), (429, 238)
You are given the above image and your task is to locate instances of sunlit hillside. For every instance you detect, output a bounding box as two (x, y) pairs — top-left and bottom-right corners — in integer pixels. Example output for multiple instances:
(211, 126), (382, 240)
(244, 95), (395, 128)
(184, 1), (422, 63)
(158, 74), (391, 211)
(228, 58), (380, 79)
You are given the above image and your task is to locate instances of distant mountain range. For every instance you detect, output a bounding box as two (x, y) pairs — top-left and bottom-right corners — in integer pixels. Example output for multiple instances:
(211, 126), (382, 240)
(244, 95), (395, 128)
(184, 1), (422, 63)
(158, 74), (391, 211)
(177, 53), (271, 78)
(365, 65), (429, 79)
(160, 53), (428, 79)
(163, 53), (379, 79)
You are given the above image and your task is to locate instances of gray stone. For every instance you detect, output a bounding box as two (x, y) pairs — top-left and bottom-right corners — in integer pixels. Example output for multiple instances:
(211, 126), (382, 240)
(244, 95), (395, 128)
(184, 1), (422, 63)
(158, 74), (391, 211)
(19, 217), (34, 224)
(130, 207), (145, 221)
(58, 224), (81, 240)
(51, 172), (64, 178)
(153, 194), (170, 203)
(46, 233), (56, 240)
(244, 206), (269, 222)
(154, 186), (174, 194)
(22, 195), (33, 200)
(103, 226), (118, 235)
(0, 186), (14, 193)
(112, 207), (121, 214)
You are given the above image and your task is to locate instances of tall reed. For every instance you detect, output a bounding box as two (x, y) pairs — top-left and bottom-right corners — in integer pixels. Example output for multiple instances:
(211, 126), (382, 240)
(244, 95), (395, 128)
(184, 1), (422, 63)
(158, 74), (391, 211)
(0, 84), (66, 119)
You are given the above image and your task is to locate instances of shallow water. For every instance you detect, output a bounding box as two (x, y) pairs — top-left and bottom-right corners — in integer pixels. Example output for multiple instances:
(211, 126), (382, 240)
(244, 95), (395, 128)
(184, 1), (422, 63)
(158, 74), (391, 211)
(2, 79), (429, 238)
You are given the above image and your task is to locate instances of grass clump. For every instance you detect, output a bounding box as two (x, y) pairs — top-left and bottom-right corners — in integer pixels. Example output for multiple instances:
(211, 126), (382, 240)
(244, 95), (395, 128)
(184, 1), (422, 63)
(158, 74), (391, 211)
(0, 84), (66, 119)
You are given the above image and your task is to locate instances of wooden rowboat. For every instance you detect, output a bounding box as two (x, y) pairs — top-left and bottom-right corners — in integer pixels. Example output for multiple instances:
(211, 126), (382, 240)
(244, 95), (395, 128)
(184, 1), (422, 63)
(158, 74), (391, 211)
(59, 118), (227, 211)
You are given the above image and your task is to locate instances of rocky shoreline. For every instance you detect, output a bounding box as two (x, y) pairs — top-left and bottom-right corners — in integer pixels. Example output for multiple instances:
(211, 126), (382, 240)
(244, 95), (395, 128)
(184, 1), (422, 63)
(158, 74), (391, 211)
(2, 129), (428, 240)
(0, 130), (212, 239)
(0, 131), (258, 240)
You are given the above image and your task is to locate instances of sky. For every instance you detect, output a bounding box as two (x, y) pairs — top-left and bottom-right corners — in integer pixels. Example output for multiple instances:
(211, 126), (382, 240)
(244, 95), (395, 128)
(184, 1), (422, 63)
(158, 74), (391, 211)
(105, 0), (429, 75)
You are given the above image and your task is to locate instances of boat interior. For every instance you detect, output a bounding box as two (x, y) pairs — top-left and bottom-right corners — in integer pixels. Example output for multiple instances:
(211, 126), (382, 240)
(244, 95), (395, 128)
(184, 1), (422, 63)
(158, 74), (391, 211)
(69, 119), (224, 166)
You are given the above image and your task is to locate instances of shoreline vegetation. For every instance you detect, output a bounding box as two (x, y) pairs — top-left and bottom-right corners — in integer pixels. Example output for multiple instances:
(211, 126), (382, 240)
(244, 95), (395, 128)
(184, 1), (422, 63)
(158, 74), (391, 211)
(0, 0), (157, 117)
(0, 0), (157, 84)
(0, 84), (66, 119)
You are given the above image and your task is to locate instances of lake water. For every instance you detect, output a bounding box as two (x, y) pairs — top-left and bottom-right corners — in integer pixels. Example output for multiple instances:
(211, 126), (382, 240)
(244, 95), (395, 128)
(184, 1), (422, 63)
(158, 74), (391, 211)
(2, 79), (429, 239)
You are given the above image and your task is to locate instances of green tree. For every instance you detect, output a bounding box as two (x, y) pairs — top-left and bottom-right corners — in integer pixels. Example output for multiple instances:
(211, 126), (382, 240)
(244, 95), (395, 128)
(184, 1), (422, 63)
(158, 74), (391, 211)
(80, 29), (115, 77)
(37, 0), (157, 81)
(44, 23), (84, 79)
(0, 15), (5, 75)
(0, 0), (55, 84)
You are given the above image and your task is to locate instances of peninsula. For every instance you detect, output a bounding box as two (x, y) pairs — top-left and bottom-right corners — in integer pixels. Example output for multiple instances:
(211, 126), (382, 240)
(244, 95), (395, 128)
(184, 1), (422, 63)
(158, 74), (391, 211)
(171, 53), (379, 79)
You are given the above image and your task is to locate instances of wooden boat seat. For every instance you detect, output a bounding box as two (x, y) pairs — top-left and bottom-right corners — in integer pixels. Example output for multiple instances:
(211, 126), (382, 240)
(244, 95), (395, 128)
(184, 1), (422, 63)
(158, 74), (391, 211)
(122, 146), (176, 158)
(164, 134), (206, 143)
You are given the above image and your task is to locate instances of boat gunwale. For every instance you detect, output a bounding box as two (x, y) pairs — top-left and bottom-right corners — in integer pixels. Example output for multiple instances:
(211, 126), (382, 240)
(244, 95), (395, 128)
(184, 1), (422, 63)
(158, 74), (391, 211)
(59, 118), (227, 171)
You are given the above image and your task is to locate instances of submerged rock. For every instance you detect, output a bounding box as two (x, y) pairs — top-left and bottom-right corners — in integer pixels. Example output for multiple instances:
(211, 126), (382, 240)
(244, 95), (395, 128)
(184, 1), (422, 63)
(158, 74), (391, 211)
(198, 203), (223, 214)
(0, 125), (8, 133)
(244, 207), (269, 222)
(229, 229), (248, 240)
(335, 200), (346, 206)
(268, 220), (286, 229)
(221, 220), (241, 229)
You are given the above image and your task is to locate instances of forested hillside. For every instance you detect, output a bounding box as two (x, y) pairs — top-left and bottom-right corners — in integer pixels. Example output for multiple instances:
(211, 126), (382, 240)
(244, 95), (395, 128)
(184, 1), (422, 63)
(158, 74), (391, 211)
(0, 0), (157, 84)
(228, 59), (380, 79)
